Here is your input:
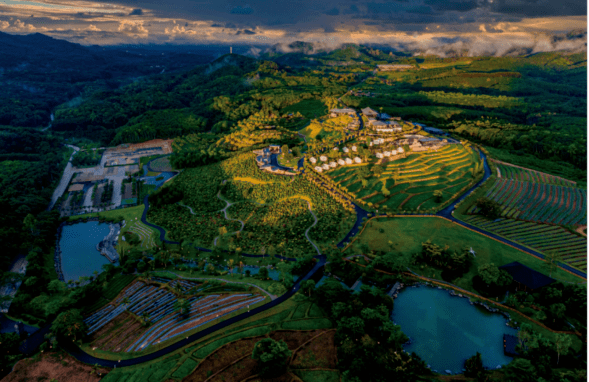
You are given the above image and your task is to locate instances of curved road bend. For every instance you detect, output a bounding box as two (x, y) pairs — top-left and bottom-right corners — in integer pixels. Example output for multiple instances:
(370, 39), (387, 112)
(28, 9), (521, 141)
(47, 144), (81, 211)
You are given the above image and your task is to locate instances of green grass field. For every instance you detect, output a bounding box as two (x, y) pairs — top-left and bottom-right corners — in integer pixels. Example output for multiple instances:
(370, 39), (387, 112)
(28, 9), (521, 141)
(347, 217), (584, 290)
(281, 99), (328, 119)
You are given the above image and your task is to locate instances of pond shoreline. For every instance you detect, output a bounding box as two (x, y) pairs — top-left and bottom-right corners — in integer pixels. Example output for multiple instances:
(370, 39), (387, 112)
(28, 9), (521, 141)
(54, 218), (122, 282)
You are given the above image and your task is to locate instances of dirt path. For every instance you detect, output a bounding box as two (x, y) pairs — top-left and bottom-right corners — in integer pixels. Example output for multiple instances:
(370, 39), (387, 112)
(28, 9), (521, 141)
(576, 225), (587, 237)
(304, 201), (321, 256)
(213, 192), (245, 246)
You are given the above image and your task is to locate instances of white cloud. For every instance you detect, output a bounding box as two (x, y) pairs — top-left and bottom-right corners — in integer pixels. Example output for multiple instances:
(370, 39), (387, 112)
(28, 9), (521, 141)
(117, 20), (148, 36)
(13, 19), (37, 31)
(0, 21), (9, 29)
(164, 24), (198, 37)
(87, 24), (101, 31)
(479, 24), (487, 33)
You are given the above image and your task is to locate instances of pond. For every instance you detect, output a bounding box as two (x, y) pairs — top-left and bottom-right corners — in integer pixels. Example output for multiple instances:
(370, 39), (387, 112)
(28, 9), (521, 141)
(59, 221), (115, 283)
(391, 285), (517, 374)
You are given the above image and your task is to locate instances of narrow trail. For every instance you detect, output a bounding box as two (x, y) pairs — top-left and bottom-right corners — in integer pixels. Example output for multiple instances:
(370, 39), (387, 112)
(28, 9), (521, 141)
(304, 201), (321, 256)
(213, 191), (245, 246)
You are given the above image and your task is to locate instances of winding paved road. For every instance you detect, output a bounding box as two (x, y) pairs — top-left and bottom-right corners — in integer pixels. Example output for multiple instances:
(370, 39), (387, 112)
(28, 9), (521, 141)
(47, 144), (80, 211)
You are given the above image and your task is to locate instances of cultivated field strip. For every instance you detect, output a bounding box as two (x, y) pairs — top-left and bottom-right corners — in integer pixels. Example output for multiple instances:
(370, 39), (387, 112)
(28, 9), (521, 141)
(86, 279), (268, 353)
(494, 161), (576, 187)
(462, 216), (587, 271)
(474, 179), (587, 225)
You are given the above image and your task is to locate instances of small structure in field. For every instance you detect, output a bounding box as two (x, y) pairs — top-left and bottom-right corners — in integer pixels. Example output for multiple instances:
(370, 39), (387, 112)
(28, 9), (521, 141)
(333, 147), (339, 151)
(315, 166), (323, 173)
(320, 155), (328, 162)
(345, 158), (353, 165)
(322, 164), (330, 170)
(269, 144), (281, 154)
(309, 157), (317, 164)
(384, 151), (391, 157)
(397, 147), (405, 153)
(343, 147), (350, 153)
(376, 152), (384, 159)
(351, 145), (357, 151)
(354, 157), (362, 164)
(338, 159), (346, 165)
(329, 161), (337, 168)
(391, 149), (398, 156)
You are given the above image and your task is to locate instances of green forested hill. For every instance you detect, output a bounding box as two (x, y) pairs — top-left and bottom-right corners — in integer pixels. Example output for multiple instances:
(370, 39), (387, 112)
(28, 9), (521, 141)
(51, 49), (586, 182)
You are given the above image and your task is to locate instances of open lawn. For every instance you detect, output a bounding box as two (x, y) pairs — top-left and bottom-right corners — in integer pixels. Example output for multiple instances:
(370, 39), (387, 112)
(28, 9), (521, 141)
(346, 217), (584, 290)
(281, 99), (328, 119)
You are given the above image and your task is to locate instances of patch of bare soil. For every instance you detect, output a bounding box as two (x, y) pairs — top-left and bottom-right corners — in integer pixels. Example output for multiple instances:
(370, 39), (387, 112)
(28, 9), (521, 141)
(1, 352), (109, 382)
(290, 331), (337, 369)
(183, 336), (266, 382)
(184, 330), (334, 382)
(576, 225), (587, 237)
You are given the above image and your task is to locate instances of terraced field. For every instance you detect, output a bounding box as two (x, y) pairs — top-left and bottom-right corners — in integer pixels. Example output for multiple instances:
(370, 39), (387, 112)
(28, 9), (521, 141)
(461, 216), (587, 271)
(493, 160), (577, 187)
(326, 144), (481, 211)
(126, 220), (157, 248)
(85, 278), (267, 353)
(469, 177), (587, 226)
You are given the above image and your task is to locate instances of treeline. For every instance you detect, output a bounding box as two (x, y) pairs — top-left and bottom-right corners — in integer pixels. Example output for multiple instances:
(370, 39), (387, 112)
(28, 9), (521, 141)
(0, 126), (70, 270)
(52, 55), (356, 146)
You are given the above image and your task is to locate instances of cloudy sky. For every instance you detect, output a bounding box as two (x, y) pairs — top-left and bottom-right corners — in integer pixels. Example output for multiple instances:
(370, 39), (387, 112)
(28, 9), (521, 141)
(0, 0), (586, 55)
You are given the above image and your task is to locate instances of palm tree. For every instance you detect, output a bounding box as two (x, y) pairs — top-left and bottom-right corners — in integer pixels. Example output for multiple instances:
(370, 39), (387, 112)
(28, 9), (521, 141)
(120, 297), (131, 308)
(174, 298), (190, 317)
(141, 311), (151, 326)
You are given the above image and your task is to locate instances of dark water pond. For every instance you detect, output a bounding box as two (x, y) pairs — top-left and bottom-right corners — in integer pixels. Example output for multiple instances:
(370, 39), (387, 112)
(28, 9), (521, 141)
(60, 221), (113, 282)
(391, 285), (517, 374)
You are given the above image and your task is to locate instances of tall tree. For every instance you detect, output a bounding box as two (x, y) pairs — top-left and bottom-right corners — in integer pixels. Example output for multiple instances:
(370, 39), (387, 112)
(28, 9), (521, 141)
(251, 338), (292, 377)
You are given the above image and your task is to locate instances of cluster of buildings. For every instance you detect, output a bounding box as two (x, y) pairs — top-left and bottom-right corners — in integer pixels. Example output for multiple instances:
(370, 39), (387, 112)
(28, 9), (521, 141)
(374, 147), (405, 159)
(329, 108), (361, 130)
(362, 107), (403, 133)
(253, 145), (297, 176)
(309, 149), (362, 173)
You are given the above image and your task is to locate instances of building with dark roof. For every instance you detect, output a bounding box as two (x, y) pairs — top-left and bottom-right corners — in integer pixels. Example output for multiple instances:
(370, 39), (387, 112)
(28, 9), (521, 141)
(499, 261), (555, 292)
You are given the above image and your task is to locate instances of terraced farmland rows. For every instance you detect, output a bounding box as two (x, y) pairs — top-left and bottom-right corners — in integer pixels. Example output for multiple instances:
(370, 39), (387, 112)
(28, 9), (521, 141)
(86, 279), (268, 353)
(474, 179), (586, 226)
(326, 144), (480, 212)
(493, 161), (576, 187)
(462, 216), (587, 271)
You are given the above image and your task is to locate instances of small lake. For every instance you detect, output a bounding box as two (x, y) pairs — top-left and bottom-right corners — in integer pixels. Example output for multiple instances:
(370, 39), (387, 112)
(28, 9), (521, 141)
(59, 221), (114, 282)
(391, 285), (517, 374)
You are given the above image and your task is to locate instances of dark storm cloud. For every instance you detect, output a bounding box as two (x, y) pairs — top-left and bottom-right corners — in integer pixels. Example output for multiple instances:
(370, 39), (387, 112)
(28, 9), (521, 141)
(323, 8), (340, 15)
(230, 5), (254, 15)
(129, 8), (143, 16)
(343, 5), (360, 14)
(235, 29), (256, 34)
(423, 0), (479, 12)
(489, 0), (586, 16)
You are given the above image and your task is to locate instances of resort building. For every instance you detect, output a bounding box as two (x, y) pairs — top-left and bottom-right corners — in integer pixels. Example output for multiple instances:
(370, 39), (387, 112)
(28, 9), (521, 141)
(329, 161), (337, 168)
(376, 152), (384, 159)
(351, 145), (357, 151)
(343, 147), (350, 153)
(269, 144), (281, 154)
(315, 166), (323, 173)
(309, 157), (317, 164)
(398, 147), (405, 153)
(353, 157), (362, 163)
(338, 159), (346, 165)
(391, 149), (398, 156)
(361, 107), (379, 118)
(322, 164), (330, 170)
(329, 108), (356, 117)
(384, 151), (391, 157)
(333, 147), (339, 151)
(320, 155), (328, 162)
(345, 158), (353, 165)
